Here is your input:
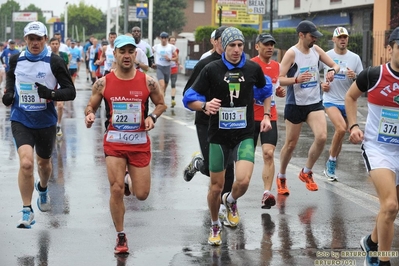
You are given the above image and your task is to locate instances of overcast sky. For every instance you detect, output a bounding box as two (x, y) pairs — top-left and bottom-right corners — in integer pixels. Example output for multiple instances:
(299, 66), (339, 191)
(3, 0), (115, 17)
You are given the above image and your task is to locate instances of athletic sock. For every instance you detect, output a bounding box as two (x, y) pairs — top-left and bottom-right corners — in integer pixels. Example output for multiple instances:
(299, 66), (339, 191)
(23, 205), (33, 212)
(367, 235), (378, 248)
(303, 167), (312, 174)
(227, 192), (236, 203)
(37, 182), (47, 192)
(277, 173), (286, 178)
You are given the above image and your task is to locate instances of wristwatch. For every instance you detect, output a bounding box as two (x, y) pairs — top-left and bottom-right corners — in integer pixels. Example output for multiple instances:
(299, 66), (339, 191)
(149, 113), (157, 123)
(51, 91), (56, 99)
(201, 102), (207, 111)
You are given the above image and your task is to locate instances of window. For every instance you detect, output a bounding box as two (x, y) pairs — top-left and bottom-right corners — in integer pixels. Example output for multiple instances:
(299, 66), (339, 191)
(295, 0), (300, 8)
(194, 0), (205, 13)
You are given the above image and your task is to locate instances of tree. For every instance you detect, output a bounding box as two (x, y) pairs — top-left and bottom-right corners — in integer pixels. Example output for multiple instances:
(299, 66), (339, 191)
(120, 0), (186, 40)
(0, 0), (21, 41)
(390, 0), (399, 29)
(62, 1), (106, 41)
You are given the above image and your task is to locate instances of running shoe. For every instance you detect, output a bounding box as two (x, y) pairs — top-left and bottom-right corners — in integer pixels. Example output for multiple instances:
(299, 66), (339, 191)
(124, 171), (131, 197)
(35, 180), (51, 212)
(324, 160), (337, 181)
(298, 169), (318, 191)
(261, 192), (276, 209)
(114, 233), (129, 254)
(171, 100), (176, 108)
(56, 126), (63, 137)
(183, 152), (203, 182)
(276, 177), (290, 195)
(208, 225), (222, 246)
(360, 235), (379, 266)
(222, 192), (240, 227)
(17, 207), (35, 229)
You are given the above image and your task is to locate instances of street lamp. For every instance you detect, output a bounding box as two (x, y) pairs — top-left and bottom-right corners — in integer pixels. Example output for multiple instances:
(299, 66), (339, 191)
(65, 2), (68, 41)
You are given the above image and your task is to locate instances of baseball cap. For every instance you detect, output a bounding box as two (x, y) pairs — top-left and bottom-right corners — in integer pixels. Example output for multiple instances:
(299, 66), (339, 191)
(389, 27), (399, 44)
(210, 30), (216, 39)
(296, 20), (323, 38)
(160, 32), (169, 38)
(256, 33), (276, 44)
(114, 35), (136, 49)
(8, 40), (16, 44)
(24, 21), (48, 37)
(333, 27), (349, 37)
(71, 40), (76, 43)
(214, 26), (228, 40)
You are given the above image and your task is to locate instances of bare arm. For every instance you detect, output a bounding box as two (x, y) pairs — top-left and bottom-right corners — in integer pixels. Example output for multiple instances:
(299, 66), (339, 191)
(345, 81), (364, 144)
(278, 49), (296, 86)
(146, 75), (167, 130)
(85, 77), (105, 128)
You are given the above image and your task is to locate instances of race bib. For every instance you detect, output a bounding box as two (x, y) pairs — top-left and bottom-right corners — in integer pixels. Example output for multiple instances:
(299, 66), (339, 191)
(219, 106), (247, 129)
(299, 65), (318, 89)
(333, 60), (347, 80)
(377, 108), (399, 145)
(19, 83), (47, 111)
(112, 102), (142, 130)
(106, 130), (147, 144)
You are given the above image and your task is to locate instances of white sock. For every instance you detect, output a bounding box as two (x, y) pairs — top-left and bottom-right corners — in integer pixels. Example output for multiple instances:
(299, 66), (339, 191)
(263, 190), (270, 195)
(329, 156), (337, 161)
(211, 220), (221, 227)
(303, 167), (312, 173)
(277, 173), (286, 178)
(227, 192), (235, 203)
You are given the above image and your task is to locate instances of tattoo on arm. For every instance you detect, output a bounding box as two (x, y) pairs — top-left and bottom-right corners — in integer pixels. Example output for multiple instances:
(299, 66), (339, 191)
(148, 77), (156, 92)
(94, 79), (105, 93)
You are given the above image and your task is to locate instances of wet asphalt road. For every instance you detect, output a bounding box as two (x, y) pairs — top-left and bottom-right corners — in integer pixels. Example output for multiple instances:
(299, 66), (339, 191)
(0, 67), (398, 266)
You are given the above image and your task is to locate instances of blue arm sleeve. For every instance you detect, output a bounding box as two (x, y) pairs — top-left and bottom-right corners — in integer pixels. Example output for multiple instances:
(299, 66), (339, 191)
(253, 75), (273, 103)
(182, 88), (206, 111)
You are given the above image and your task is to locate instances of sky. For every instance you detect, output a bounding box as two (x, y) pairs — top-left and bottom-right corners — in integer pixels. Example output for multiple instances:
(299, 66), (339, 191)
(1, 0), (115, 17)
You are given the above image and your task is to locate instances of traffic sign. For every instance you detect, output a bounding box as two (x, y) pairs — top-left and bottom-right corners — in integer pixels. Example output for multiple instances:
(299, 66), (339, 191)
(247, 0), (266, 15)
(136, 3), (148, 19)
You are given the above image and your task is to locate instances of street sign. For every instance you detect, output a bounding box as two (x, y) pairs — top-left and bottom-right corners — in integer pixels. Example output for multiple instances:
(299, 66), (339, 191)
(128, 6), (138, 22)
(12, 12), (38, 22)
(247, 0), (266, 15)
(53, 22), (65, 42)
(136, 3), (148, 19)
(215, 1), (259, 25)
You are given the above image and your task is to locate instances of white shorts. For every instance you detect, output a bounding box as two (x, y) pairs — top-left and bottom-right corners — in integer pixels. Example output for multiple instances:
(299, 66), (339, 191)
(362, 144), (399, 185)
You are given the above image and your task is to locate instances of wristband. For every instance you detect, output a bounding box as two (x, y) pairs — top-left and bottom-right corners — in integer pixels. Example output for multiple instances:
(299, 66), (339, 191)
(328, 68), (336, 74)
(295, 77), (298, 84)
(264, 113), (271, 118)
(349, 123), (359, 131)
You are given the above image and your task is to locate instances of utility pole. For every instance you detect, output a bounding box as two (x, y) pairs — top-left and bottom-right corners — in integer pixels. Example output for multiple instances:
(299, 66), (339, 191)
(269, 0), (273, 34)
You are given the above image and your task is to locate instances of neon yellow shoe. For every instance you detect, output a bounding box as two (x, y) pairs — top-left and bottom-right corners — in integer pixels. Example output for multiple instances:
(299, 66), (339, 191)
(222, 192), (240, 227)
(208, 225), (222, 246)
(171, 99), (176, 108)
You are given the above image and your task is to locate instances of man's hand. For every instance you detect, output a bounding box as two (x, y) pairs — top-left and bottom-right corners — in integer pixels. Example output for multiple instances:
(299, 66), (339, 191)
(260, 116), (272, 132)
(321, 82), (331, 92)
(85, 113), (96, 128)
(275, 86), (286, 97)
(2, 91), (14, 106)
(35, 82), (53, 99)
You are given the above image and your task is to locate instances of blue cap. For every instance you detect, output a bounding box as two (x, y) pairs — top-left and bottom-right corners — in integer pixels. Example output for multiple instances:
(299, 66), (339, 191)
(114, 35), (136, 50)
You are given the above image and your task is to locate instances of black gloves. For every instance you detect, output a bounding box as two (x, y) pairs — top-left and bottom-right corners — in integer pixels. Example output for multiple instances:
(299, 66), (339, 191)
(35, 82), (53, 99)
(2, 90), (14, 106)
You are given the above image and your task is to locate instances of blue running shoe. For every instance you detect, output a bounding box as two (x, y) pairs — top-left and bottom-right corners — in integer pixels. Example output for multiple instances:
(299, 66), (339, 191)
(360, 235), (379, 266)
(17, 207), (35, 229)
(35, 180), (51, 212)
(324, 160), (337, 181)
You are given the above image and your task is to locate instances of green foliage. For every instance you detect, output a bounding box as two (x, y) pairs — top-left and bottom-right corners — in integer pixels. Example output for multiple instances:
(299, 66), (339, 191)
(121, 0), (186, 40)
(194, 25), (259, 42)
(62, 2), (106, 40)
(0, 1), (51, 41)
